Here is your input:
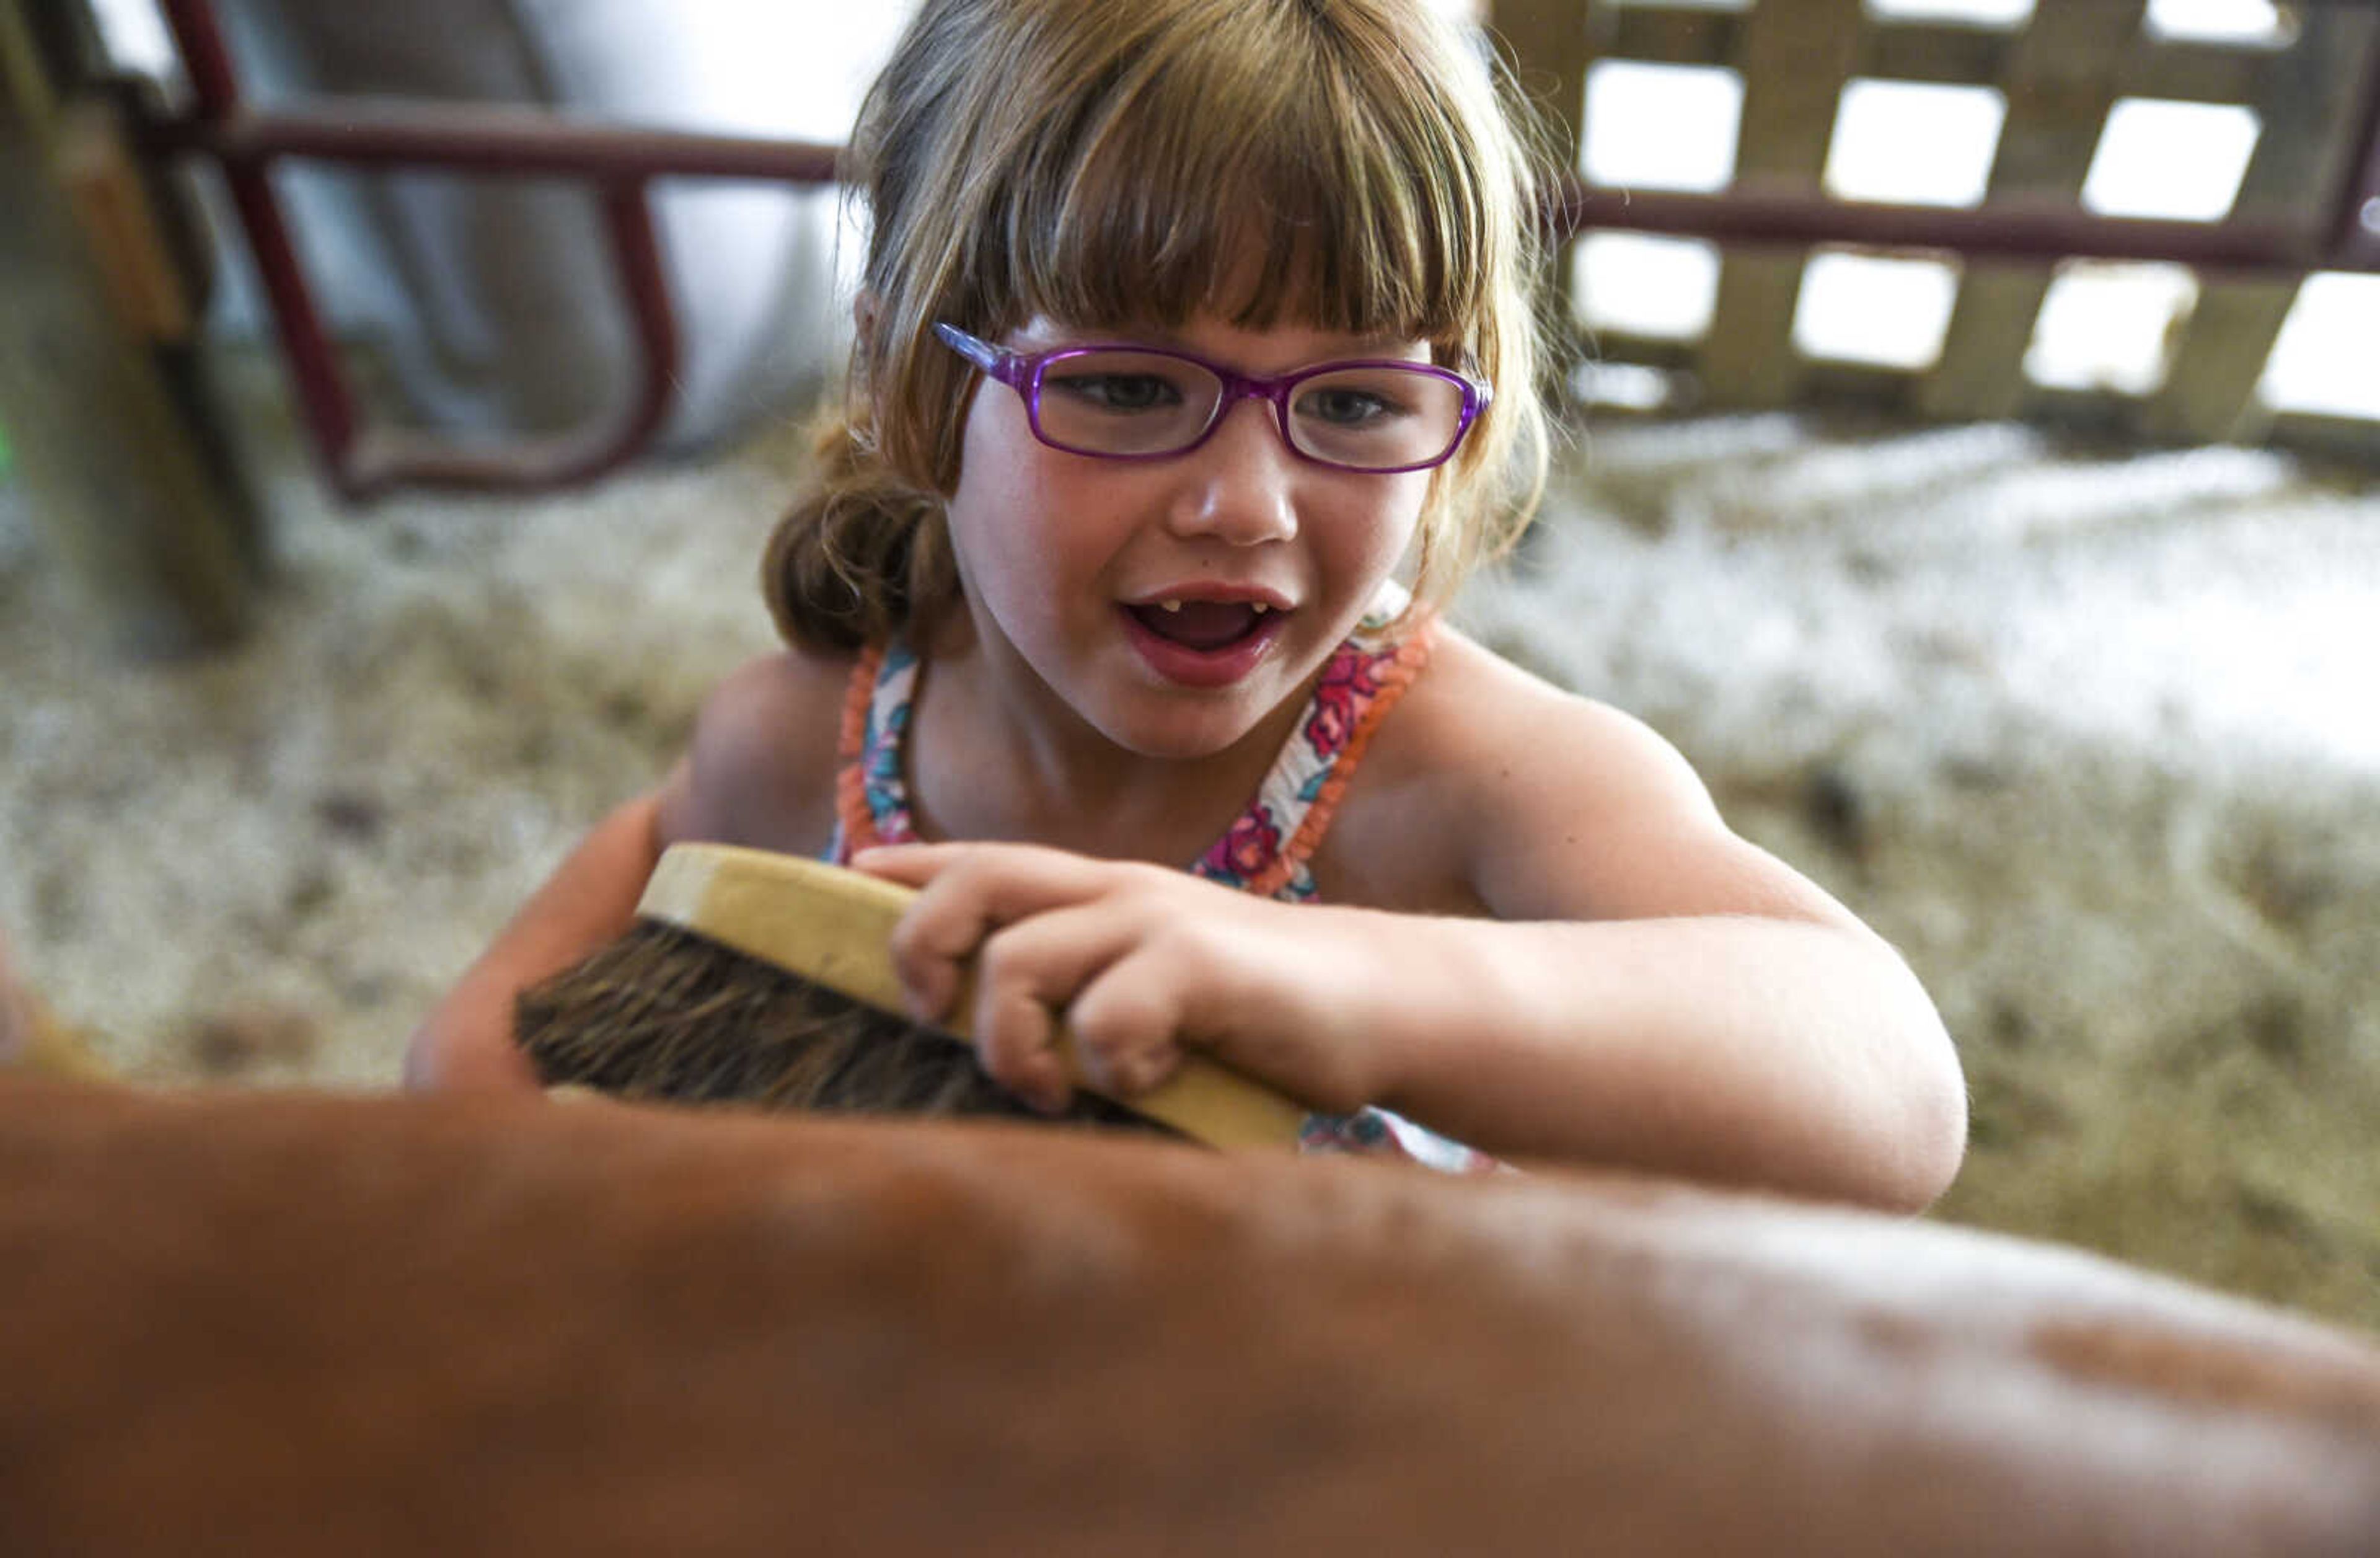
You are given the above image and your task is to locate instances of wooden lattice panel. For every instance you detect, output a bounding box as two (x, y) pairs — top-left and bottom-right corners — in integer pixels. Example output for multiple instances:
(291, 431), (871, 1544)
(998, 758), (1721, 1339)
(1490, 0), (2380, 453)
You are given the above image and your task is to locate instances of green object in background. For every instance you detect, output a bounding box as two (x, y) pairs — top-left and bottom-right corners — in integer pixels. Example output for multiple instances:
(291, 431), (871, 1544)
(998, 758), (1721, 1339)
(0, 418), (12, 481)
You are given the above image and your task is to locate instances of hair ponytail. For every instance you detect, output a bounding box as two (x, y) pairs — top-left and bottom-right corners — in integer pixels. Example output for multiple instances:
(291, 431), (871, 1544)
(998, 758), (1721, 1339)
(759, 407), (958, 653)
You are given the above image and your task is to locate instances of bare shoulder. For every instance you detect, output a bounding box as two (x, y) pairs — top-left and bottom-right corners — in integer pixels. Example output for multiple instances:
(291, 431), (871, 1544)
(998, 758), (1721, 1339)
(1313, 623), (1652, 914)
(1328, 625), (1853, 927)
(662, 645), (858, 857)
(1410, 626), (1726, 828)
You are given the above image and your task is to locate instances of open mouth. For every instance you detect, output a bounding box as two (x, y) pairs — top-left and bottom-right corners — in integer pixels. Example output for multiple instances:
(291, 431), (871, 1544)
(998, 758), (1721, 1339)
(1126, 600), (1274, 652)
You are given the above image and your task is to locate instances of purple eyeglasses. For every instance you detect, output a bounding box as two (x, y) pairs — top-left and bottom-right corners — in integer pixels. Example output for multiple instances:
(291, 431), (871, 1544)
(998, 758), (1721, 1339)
(933, 323), (1488, 475)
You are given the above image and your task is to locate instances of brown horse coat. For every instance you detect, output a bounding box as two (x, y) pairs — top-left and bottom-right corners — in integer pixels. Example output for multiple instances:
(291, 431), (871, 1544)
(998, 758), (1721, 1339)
(2, 1076), (2374, 1555)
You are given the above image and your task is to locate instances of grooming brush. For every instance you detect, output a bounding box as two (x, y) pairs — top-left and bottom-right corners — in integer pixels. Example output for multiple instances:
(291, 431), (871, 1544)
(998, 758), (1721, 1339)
(516, 843), (1307, 1149)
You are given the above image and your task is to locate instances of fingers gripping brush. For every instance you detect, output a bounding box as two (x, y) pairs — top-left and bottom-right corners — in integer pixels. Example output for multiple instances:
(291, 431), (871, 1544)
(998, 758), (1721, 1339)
(516, 844), (1307, 1149)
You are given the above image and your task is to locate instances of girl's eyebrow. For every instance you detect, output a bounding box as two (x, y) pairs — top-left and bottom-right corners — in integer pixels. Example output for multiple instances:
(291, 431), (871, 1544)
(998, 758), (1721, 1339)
(1023, 316), (1420, 357)
(1053, 324), (1427, 362)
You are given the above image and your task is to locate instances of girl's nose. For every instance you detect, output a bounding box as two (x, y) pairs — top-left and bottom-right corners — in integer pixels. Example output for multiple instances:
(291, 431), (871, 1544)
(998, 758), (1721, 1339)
(1164, 398), (1300, 546)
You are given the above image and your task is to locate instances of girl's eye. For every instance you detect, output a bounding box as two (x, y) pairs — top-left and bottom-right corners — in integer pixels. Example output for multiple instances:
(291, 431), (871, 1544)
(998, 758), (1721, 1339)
(1046, 372), (1183, 413)
(1297, 386), (1399, 426)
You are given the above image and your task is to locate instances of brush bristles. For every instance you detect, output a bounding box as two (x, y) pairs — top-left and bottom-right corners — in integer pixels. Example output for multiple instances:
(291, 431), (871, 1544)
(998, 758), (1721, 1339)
(517, 921), (1178, 1138)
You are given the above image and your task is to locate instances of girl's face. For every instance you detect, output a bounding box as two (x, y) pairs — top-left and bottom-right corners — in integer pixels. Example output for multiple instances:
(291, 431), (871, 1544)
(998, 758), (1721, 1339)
(939, 314), (1435, 761)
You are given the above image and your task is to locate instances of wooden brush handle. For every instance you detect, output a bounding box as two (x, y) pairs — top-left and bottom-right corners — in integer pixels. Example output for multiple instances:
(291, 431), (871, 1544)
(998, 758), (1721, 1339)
(638, 844), (1308, 1150)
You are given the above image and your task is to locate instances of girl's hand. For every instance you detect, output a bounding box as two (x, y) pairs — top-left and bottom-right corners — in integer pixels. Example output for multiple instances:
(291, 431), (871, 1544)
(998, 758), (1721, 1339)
(851, 843), (1375, 1116)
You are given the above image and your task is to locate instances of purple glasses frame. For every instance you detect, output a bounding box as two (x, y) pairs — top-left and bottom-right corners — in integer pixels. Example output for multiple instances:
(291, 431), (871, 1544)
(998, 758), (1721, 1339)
(932, 323), (1489, 476)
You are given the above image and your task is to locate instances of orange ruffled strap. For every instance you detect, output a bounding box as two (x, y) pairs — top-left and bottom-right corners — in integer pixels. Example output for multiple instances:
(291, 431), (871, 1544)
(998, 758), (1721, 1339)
(832, 642), (889, 861)
(1240, 617), (1435, 900)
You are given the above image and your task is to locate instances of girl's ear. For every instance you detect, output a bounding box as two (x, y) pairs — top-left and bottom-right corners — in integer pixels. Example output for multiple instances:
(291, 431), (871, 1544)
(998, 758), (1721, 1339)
(853, 288), (883, 345)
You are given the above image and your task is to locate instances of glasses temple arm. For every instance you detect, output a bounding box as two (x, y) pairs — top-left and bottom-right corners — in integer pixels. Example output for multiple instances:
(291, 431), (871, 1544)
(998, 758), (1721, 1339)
(932, 322), (1020, 383)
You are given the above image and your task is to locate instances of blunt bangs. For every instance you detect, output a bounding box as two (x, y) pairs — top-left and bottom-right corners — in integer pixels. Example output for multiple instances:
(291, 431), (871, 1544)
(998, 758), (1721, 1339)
(978, 1), (1499, 354)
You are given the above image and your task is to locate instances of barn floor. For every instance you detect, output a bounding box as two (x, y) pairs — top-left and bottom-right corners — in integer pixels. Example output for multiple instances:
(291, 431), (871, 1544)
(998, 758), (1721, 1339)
(3, 346), (2376, 1333)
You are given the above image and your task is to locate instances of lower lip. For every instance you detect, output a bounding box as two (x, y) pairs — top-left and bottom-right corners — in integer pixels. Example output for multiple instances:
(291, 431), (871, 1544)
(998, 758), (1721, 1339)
(1117, 606), (1288, 689)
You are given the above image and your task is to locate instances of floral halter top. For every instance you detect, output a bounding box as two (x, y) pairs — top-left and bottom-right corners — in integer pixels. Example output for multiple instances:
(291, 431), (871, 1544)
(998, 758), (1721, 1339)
(826, 586), (1496, 1173)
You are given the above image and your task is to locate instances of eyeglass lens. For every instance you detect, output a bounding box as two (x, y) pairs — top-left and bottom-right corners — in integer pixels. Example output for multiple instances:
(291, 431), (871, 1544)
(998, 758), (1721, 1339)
(1031, 350), (1466, 471)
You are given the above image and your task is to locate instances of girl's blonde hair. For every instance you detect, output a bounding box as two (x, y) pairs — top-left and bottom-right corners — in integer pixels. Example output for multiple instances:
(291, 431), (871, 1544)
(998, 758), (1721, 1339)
(765, 0), (1558, 651)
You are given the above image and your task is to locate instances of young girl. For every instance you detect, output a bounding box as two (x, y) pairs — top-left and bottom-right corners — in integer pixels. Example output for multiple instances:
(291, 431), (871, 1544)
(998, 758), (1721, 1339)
(408, 0), (1966, 1208)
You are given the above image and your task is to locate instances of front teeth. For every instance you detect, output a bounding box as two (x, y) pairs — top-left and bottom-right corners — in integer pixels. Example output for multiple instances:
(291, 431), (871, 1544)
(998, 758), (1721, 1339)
(1152, 598), (1272, 613)
(1251, 603), (1269, 614)
(1160, 599), (1183, 613)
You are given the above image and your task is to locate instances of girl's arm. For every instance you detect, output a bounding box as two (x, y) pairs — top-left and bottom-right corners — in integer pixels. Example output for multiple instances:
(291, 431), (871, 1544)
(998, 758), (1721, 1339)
(1321, 637), (1967, 1207)
(862, 839), (1960, 1209)
(400, 785), (672, 1092)
(403, 649), (850, 1094)
(857, 637), (1965, 1211)
(1311, 899), (1962, 1209)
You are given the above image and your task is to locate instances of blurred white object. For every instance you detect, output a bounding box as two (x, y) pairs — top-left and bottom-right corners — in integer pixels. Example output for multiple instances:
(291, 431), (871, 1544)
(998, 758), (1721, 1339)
(195, 0), (909, 454)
